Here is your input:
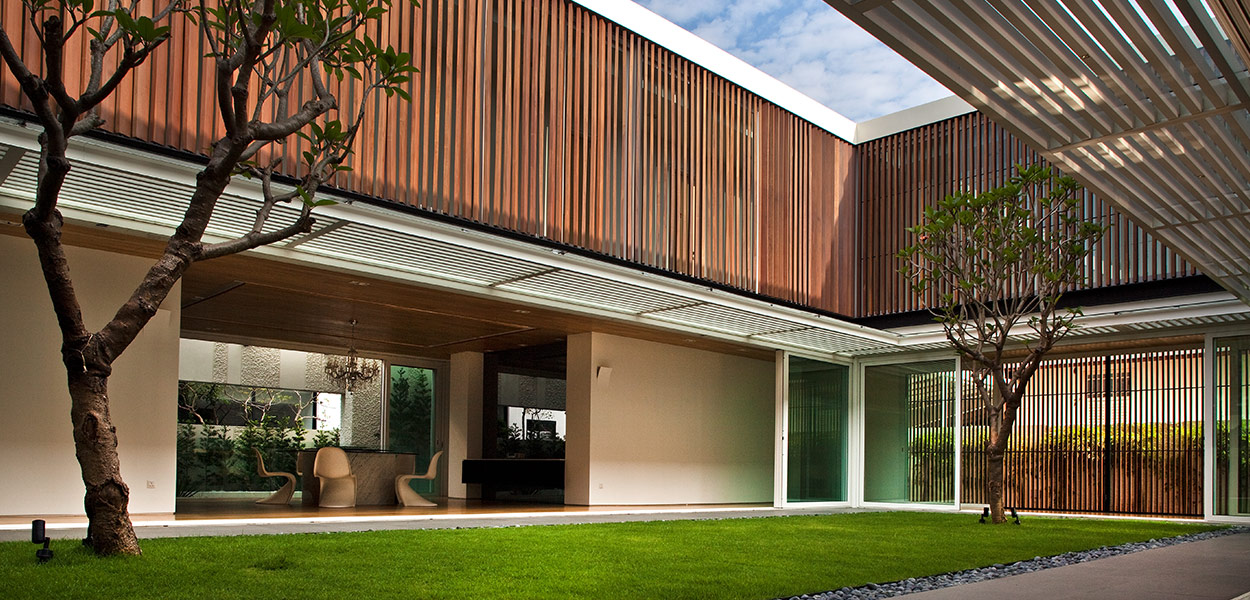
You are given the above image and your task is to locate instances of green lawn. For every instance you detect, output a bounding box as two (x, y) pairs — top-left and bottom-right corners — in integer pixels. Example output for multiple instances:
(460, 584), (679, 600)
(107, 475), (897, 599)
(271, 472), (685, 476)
(0, 512), (1222, 600)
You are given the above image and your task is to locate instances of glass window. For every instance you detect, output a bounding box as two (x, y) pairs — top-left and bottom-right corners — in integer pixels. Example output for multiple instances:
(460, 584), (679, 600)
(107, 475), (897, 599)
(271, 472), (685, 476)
(175, 381), (329, 496)
(496, 373), (566, 459)
(863, 360), (956, 504)
(1215, 336), (1250, 517)
(388, 366), (437, 493)
(787, 358), (849, 502)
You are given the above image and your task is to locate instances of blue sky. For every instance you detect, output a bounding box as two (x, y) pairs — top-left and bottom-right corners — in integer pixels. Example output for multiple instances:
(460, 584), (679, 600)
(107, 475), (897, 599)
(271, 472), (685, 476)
(635, 0), (953, 122)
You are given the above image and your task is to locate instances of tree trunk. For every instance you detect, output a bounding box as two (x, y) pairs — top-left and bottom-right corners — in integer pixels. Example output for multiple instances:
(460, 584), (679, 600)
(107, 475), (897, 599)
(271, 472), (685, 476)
(68, 370), (141, 556)
(987, 447), (1007, 524)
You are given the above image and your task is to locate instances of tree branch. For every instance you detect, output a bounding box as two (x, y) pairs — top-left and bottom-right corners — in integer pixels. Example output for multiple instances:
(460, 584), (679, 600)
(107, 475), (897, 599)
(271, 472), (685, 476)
(41, 14), (79, 111)
(198, 209), (314, 260)
(0, 25), (61, 133)
(249, 97), (336, 140)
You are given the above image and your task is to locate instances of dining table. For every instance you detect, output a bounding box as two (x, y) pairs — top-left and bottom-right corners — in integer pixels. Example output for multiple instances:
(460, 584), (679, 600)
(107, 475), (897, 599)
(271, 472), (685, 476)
(296, 448), (418, 506)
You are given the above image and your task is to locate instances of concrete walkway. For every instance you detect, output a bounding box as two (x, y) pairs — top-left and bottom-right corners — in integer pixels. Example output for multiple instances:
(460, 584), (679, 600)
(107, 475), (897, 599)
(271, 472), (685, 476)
(904, 531), (1250, 600)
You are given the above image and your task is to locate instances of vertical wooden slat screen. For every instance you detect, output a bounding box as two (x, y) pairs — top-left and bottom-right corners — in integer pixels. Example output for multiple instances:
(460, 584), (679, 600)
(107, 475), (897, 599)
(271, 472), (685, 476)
(0, 2), (1198, 319)
(0, 0), (859, 314)
(857, 112), (1199, 317)
(907, 370), (956, 504)
(959, 347), (1204, 517)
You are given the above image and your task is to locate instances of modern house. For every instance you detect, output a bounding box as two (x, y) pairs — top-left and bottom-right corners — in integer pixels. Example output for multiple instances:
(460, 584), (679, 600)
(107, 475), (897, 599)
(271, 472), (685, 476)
(0, 0), (1246, 523)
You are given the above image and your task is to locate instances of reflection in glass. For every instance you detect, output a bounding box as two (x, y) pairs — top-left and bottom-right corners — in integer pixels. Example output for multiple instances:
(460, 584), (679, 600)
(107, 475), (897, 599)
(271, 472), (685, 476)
(175, 381), (338, 496)
(497, 373), (566, 459)
(787, 358), (849, 502)
(389, 365), (437, 493)
(1215, 336), (1250, 516)
(864, 360), (956, 504)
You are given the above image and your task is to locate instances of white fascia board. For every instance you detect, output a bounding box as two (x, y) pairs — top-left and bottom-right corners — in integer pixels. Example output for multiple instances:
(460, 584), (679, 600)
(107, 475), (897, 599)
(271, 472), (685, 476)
(569, 0), (857, 142)
(853, 95), (976, 143)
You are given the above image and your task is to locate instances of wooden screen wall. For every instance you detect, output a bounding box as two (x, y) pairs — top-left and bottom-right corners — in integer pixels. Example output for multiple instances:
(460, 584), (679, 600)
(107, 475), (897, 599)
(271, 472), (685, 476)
(857, 113), (1199, 317)
(960, 347), (1204, 517)
(0, 0), (857, 314)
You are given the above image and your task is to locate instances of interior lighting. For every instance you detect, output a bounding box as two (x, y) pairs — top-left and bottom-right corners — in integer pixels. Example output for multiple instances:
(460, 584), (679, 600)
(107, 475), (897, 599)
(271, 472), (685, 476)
(324, 319), (380, 391)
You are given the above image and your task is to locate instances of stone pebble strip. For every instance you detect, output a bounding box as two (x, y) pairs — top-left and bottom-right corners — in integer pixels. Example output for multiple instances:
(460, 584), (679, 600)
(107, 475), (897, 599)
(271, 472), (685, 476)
(781, 526), (1250, 600)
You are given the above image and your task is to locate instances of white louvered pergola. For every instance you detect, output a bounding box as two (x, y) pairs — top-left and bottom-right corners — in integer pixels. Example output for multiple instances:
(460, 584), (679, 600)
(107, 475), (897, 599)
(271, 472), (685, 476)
(826, 0), (1250, 303)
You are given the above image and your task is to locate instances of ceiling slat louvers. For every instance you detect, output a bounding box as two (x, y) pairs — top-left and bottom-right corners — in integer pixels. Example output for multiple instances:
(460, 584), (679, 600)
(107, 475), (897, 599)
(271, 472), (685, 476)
(827, 0), (1250, 303)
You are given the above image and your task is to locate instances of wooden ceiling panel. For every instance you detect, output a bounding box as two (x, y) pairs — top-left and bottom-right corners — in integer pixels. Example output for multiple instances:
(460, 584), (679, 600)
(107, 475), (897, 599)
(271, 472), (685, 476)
(181, 281), (534, 351)
(179, 245), (775, 361)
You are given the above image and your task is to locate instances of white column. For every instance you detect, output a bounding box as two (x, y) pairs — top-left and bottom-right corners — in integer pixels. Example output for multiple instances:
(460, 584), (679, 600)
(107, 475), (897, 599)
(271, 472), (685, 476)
(774, 350), (788, 507)
(953, 355), (962, 509)
(564, 333), (593, 505)
(447, 351), (483, 499)
(1230, 344), (1243, 515)
(1204, 335), (1215, 519)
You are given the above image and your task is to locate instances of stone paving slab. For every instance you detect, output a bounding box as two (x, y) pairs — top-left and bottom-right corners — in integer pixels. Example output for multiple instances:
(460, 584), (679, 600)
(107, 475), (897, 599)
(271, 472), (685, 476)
(900, 532), (1250, 600)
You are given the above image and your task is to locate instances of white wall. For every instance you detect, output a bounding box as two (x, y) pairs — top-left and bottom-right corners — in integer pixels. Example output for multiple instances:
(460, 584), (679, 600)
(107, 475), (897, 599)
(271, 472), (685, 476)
(1, 235), (180, 516)
(566, 333), (774, 505)
(447, 351), (483, 499)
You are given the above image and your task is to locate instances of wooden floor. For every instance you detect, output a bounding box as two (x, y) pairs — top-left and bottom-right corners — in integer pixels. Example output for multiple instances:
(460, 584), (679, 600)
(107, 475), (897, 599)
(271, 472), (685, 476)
(0, 497), (773, 527)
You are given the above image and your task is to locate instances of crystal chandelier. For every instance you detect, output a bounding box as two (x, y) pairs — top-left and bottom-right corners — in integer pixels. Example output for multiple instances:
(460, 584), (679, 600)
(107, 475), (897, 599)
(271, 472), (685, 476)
(325, 319), (380, 391)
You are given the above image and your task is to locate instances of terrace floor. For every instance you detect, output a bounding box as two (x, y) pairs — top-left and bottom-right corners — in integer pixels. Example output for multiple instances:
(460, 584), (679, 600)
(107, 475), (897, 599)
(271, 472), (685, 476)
(0, 498), (806, 541)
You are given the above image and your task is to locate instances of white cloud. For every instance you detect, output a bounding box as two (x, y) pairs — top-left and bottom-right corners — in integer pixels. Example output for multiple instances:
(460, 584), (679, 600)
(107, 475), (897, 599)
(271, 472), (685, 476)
(636, 0), (952, 121)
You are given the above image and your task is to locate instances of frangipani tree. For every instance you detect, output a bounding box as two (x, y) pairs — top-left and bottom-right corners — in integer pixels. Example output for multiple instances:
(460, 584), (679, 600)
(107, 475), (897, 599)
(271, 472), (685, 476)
(0, 0), (417, 555)
(898, 164), (1107, 524)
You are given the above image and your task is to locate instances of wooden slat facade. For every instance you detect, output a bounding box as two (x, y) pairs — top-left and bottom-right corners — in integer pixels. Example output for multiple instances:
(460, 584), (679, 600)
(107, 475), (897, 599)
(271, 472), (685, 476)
(0, 1), (1193, 319)
(857, 113), (1199, 317)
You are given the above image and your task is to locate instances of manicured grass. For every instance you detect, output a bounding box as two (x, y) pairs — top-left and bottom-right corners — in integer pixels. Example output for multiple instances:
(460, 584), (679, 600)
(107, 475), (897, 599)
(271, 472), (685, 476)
(0, 512), (1222, 600)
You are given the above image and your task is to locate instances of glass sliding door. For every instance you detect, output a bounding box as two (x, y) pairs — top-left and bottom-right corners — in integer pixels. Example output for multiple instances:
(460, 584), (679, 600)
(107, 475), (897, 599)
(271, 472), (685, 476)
(389, 365), (437, 493)
(1214, 336), (1250, 517)
(787, 358), (849, 502)
(863, 360), (956, 504)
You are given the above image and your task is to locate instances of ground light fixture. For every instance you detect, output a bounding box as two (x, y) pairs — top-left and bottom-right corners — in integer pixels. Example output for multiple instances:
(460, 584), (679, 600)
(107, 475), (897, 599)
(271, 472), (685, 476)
(978, 508), (1022, 525)
(31, 519), (52, 563)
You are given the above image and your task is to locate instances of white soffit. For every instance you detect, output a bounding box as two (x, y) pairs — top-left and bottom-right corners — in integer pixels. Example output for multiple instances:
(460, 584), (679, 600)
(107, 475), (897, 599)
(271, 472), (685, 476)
(854, 95), (977, 141)
(825, 0), (1250, 305)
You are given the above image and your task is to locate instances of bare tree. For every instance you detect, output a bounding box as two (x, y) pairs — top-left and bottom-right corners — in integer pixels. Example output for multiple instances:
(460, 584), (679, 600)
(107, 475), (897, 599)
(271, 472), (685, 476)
(0, 0), (416, 555)
(898, 164), (1106, 524)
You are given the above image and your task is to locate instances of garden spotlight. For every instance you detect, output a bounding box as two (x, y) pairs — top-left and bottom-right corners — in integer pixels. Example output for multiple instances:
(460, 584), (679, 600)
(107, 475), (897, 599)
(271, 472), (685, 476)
(31, 519), (53, 563)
